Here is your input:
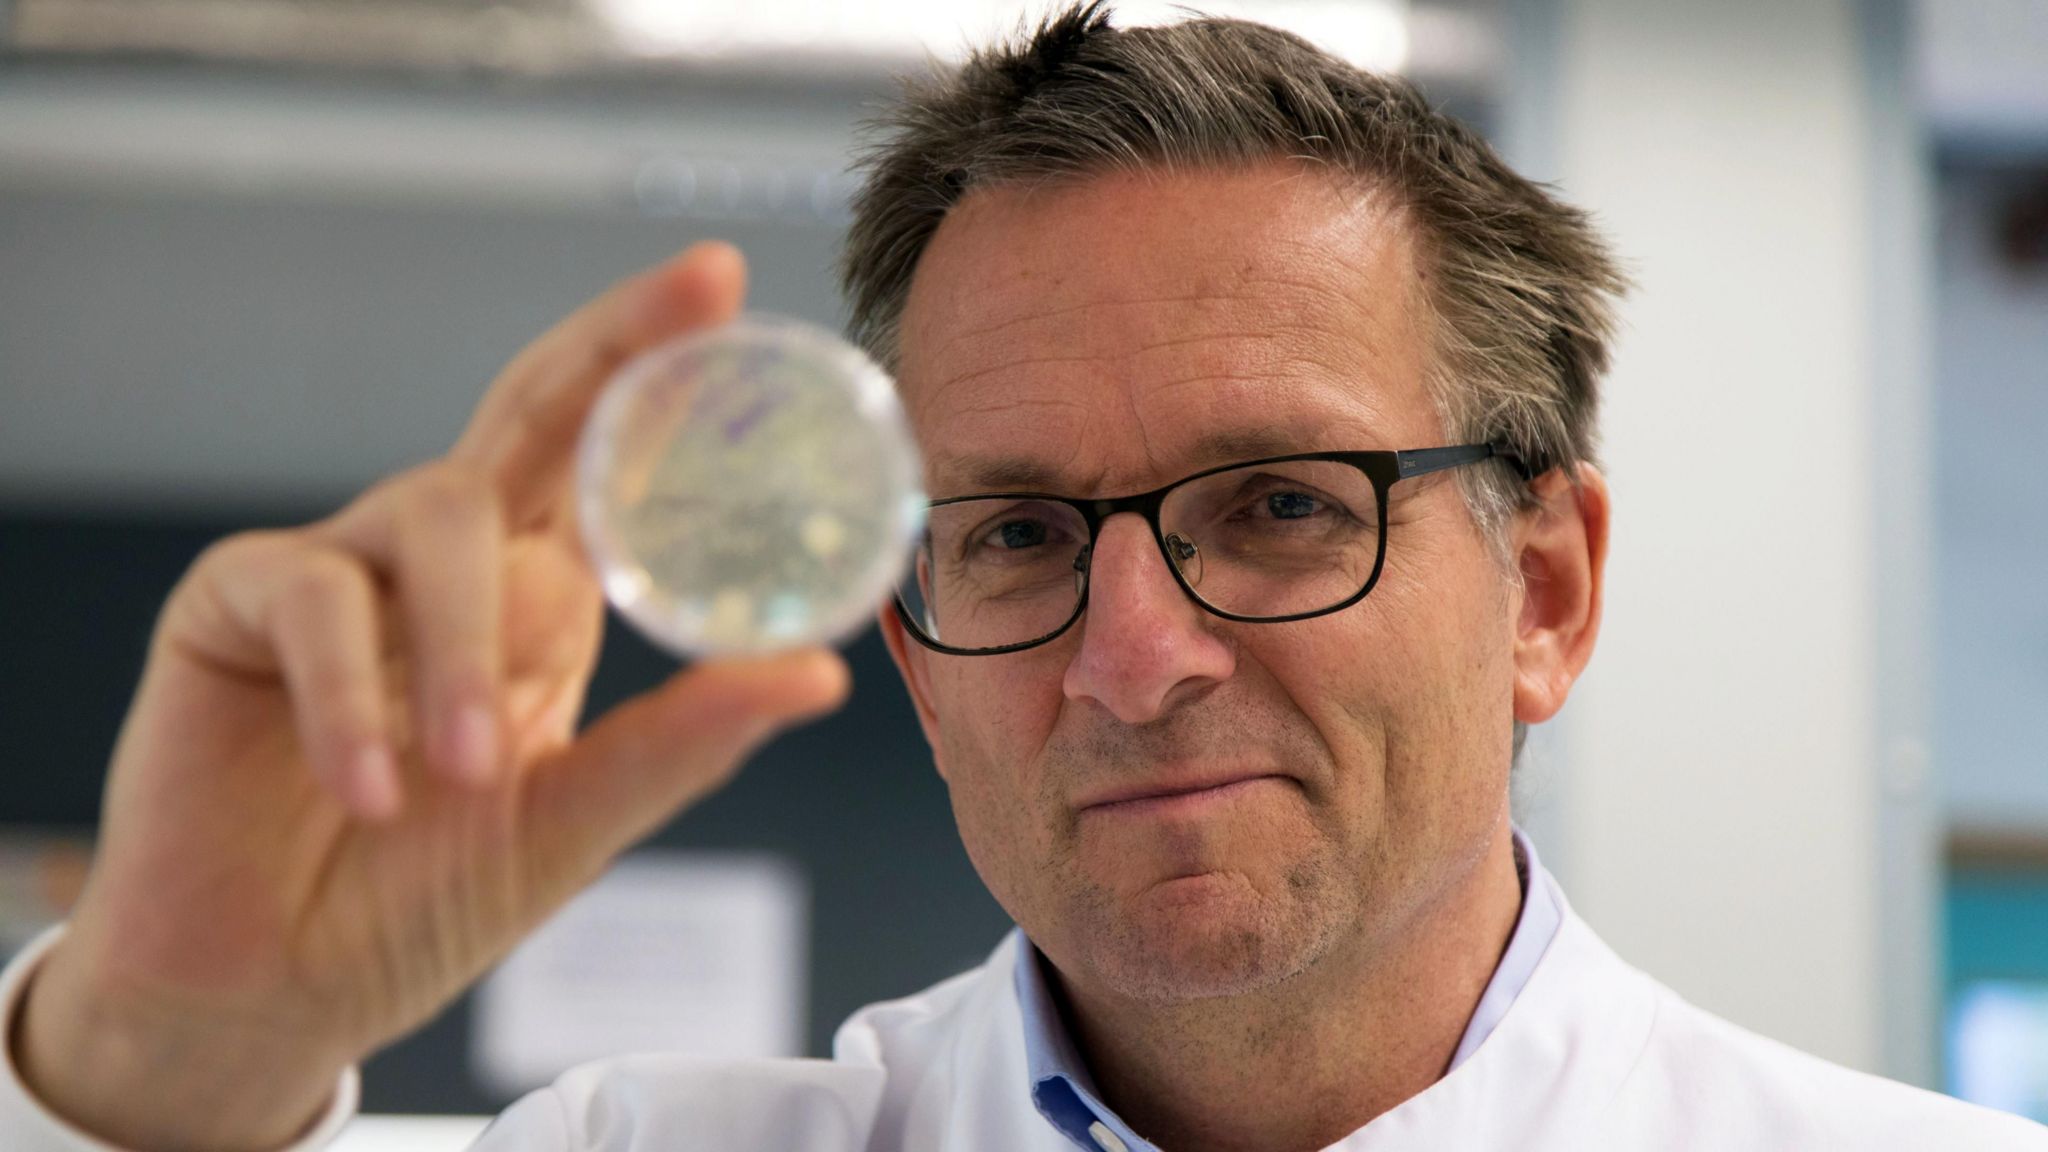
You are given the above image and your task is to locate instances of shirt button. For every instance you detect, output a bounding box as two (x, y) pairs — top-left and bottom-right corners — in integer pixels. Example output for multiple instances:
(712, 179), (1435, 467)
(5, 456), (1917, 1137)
(1087, 1120), (1130, 1152)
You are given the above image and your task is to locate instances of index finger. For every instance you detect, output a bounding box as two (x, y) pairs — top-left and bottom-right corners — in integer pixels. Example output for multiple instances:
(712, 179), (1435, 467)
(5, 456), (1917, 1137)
(451, 241), (748, 530)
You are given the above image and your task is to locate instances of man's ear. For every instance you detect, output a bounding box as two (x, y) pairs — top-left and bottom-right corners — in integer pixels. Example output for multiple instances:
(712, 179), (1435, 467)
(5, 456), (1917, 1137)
(878, 604), (949, 776)
(1511, 463), (1610, 725)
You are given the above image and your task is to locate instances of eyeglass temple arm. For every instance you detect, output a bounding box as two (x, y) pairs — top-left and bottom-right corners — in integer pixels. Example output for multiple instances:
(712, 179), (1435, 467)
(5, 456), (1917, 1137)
(1394, 443), (1534, 482)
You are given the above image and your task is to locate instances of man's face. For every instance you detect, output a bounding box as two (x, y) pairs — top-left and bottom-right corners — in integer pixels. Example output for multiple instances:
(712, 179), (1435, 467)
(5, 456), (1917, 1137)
(882, 164), (1522, 1003)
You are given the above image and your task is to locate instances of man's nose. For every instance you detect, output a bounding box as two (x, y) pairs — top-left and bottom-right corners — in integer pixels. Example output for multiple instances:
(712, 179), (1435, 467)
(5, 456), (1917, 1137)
(1062, 513), (1236, 724)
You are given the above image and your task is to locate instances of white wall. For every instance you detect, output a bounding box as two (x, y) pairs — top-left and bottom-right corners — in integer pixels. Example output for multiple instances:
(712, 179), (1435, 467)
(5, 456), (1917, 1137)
(1548, 0), (1902, 1074)
(1935, 166), (2048, 831)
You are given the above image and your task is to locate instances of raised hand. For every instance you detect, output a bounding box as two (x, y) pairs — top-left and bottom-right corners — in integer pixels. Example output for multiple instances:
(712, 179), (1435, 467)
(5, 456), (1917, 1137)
(12, 242), (851, 1152)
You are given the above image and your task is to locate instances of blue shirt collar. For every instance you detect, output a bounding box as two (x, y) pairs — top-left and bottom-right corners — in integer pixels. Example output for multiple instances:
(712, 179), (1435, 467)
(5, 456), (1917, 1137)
(1009, 827), (1564, 1152)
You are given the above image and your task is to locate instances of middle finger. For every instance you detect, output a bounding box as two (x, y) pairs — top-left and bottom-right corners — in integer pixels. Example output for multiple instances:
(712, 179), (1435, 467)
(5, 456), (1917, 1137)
(315, 458), (506, 786)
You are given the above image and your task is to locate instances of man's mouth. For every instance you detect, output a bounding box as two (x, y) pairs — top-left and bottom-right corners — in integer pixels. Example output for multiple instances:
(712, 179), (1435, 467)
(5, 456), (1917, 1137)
(1078, 771), (1292, 814)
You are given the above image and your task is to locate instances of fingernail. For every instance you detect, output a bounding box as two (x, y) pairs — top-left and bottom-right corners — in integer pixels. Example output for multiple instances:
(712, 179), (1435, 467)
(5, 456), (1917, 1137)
(450, 704), (499, 786)
(352, 744), (401, 820)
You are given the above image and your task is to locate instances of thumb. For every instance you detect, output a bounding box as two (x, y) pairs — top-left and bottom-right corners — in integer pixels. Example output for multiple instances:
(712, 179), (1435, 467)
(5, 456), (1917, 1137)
(516, 647), (851, 896)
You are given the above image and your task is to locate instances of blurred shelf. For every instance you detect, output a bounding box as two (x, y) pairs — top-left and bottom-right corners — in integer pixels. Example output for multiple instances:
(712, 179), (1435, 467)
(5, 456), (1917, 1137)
(0, 62), (870, 219)
(1951, 829), (2048, 873)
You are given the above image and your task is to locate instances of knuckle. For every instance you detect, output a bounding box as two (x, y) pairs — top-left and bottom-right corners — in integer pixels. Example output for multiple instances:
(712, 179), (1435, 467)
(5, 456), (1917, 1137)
(193, 527), (293, 580)
(277, 548), (364, 613)
(400, 459), (500, 533)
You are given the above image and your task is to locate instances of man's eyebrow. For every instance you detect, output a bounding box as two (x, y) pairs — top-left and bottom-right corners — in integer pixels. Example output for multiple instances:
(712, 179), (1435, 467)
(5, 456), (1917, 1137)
(943, 454), (1070, 493)
(1188, 426), (1322, 463)
(939, 425), (1383, 496)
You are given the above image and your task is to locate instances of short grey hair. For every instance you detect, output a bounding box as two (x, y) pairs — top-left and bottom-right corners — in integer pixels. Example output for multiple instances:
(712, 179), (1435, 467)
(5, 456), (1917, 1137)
(840, 0), (1626, 567)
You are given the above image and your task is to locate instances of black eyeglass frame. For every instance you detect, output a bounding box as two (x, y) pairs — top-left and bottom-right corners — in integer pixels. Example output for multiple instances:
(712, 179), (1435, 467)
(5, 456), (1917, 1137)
(894, 442), (1531, 656)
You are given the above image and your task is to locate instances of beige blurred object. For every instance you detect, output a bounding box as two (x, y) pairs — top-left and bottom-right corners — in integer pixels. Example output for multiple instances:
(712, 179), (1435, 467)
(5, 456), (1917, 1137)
(0, 830), (90, 958)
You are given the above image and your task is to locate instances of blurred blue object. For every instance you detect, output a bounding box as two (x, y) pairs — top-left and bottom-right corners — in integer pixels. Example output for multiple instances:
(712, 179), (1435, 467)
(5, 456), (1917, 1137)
(1949, 982), (2048, 1121)
(1946, 865), (2048, 1120)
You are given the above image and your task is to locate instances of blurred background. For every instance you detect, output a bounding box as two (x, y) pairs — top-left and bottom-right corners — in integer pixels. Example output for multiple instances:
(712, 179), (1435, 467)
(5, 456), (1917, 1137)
(1, 0), (2044, 1140)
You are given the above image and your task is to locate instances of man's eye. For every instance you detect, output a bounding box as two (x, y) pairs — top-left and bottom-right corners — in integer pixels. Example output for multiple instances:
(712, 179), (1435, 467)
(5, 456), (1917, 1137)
(992, 519), (1050, 548)
(1264, 492), (1319, 520)
(1239, 490), (1327, 521)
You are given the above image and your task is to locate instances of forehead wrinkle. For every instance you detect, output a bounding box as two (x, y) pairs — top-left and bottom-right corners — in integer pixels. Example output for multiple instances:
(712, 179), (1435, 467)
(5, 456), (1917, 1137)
(1239, 268), (1418, 364)
(923, 350), (1118, 396)
(921, 304), (1355, 441)
(922, 338), (1400, 498)
(1119, 328), (1360, 399)
(1114, 324), (1323, 364)
(940, 291), (1222, 351)
(919, 289), (1282, 397)
(922, 394), (1098, 495)
(1240, 225), (1429, 365)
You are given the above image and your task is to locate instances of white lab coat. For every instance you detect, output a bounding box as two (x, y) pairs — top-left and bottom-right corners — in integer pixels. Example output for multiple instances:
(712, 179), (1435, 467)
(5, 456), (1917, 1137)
(3, 876), (2043, 1152)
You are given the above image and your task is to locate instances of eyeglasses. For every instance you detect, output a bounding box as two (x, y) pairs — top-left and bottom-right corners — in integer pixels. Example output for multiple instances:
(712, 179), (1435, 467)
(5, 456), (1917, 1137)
(893, 443), (1528, 655)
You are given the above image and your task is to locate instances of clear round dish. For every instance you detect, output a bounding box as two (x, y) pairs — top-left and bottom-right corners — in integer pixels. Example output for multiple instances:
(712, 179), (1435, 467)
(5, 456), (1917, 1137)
(576, 314), (926, 658)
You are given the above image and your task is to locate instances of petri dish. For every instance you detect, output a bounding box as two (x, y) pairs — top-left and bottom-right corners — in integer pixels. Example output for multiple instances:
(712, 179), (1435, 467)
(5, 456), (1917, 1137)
(576, 314), (926, 658)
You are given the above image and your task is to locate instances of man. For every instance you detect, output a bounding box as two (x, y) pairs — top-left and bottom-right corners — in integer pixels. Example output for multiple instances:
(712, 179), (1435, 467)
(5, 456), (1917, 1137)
(1, 5), (2041, 1150)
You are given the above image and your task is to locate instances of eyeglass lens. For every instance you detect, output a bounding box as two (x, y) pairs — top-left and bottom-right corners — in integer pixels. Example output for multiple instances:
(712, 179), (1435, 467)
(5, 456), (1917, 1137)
(897, 458), (1383, 652)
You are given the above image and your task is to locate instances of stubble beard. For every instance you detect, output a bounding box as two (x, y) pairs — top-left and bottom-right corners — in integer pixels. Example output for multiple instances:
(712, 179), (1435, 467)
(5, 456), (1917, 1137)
(950, 694), (1368, 1006)
(1050, 844), (1357, 1004)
